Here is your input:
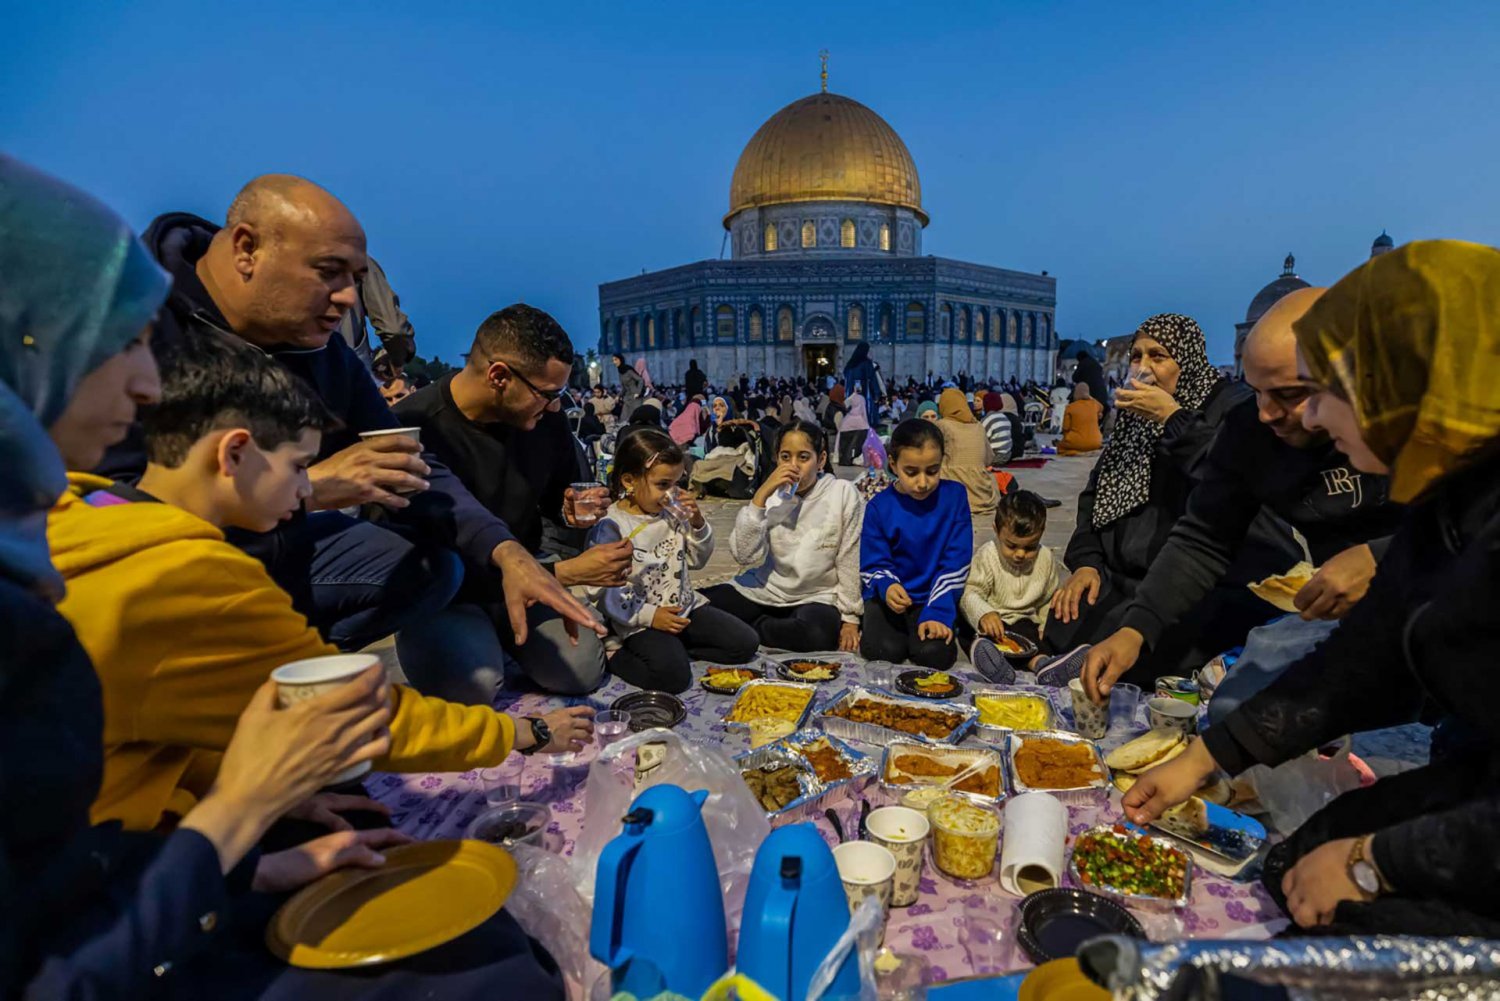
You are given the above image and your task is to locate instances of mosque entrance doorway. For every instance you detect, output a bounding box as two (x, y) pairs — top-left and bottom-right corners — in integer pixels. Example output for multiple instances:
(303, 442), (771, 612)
(802, 345), (836, 380)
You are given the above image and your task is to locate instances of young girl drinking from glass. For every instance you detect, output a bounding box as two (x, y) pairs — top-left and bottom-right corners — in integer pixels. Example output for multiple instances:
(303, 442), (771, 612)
(587, 428), (759, 692)
(702, 420), (865, 653)
(859, 419), (973, 669)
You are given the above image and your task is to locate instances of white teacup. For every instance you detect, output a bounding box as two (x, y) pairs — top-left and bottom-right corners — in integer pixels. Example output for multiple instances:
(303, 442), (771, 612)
(271, 653), (384, 784)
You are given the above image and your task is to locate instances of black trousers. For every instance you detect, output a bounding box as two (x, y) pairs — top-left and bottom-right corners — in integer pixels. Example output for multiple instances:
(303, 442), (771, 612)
(837, 429), (864, 466)
(610, 603), (760, 694)
(858, 598), (957, 670)
(700, 583), (842, 652)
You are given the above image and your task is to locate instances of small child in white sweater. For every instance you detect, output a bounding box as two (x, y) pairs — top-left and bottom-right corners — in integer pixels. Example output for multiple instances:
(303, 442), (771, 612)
(961, 490), (1066, 683)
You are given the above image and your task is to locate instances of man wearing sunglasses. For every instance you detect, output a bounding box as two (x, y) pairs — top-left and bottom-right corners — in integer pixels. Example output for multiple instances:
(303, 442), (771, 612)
(396, 304), (633, 698)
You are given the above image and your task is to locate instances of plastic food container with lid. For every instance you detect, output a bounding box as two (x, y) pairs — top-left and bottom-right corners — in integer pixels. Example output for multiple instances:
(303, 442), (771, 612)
(928, 793), (1001, 881)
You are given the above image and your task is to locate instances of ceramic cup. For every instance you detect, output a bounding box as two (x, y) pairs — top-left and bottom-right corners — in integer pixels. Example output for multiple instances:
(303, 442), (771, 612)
(1068, 678), (1109, 739)
(865, 806), (930, 907)
(833, 841), (896, 926)
(1147, 696), (1198, 735)
(271, 653), (384, 783)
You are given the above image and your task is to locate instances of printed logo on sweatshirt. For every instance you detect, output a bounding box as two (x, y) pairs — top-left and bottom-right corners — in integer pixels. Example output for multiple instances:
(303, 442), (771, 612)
(1320, 467), (1365, 508)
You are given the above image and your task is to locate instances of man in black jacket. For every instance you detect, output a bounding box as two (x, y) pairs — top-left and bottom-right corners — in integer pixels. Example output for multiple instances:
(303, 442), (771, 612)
(395, 305), (634, 698)
(1081, 288), (1403, 700)
(108, 174), (600, 672)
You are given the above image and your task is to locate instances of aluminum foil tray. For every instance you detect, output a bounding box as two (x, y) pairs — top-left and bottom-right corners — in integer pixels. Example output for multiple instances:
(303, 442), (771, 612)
(721, 678), (818, 731)
(878, 741), (1006, 805)
(1068, 823), (1193, 912)
(737, 730), (875, 821)
(816, 684), (977, 748)
(1006, 729), (1111, 802)
(968, 684), (1062, 744)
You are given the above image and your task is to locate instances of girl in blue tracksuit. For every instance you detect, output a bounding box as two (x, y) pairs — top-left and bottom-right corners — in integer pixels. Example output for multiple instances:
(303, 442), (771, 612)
(859, 419), (974, 669)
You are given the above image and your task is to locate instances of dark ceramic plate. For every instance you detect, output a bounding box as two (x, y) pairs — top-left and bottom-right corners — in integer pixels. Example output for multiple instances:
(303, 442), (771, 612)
(699, 666), (763, 695)
(1017, 887), (1145, 964)
(895, 669), (965, 700)
(610, 690), (687, 731)
(776, 659), (844, 683)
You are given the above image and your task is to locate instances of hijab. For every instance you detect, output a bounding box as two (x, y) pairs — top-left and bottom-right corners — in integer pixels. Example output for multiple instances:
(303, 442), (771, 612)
(668, 399), (704, 445)
(828, 384), (846, 406)
(0, 155), (170, 593)
(633, 357), (653, 390)
(1295, 239), (1500, 503)
(981, 392), (1004, 414)
(937, 387), (976, 424)
(627, 402), (662, 427)
(776, 393), (794, 425)
(916, 401), (939, 421)
(1090, 313), (1221, 529)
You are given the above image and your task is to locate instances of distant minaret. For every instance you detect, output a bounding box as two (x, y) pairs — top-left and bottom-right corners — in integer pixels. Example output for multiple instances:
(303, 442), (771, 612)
(820, 49), (829, 92)
(1371, 230), (1395, 258)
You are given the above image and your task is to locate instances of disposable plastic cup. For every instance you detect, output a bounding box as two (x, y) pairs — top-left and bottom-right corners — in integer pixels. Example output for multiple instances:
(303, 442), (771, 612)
(570, 481), (610, 525)
(594, 710), (632, 747)
(478, 754), (525, 806)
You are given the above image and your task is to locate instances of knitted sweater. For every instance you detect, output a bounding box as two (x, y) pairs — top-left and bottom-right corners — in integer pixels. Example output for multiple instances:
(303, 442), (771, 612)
(960, 539), (1067, 631)
(586, 502), (714, 639)
(728, 474), (864, 623)
(860, 480), (973, 626)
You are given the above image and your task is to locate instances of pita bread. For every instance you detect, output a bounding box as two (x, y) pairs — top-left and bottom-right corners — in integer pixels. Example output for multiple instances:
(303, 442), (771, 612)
(1248, 560), (1316, 613)
(1113, 774), (1210, 838)
(1105, 728), (1185, 773)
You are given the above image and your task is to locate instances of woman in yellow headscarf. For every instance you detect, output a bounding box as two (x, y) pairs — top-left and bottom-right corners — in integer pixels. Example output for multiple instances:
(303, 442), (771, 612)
(1122, 240), (1500, 939)
(936, 386), (999, 516)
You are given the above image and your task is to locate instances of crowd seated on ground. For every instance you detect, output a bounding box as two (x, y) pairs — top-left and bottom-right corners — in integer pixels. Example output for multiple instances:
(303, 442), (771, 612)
(8, 148), (1497, 998)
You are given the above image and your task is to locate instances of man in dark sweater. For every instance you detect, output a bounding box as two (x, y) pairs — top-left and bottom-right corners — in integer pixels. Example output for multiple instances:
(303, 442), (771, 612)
(1081, 288), (1403, 701)
(107, 175), (600, 674)
(395, 305), (634, 697)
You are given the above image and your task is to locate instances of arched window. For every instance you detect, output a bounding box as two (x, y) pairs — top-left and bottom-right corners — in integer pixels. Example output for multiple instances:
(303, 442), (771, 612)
(905, 302), (926, 338)
(1023, 314), (1035, 347)
(748, 307), (764, 342)
(940, 304), (953, 341)
(716, 305), (735, 341)
(1008, 311), (1019, 345)
(764, 223), (777, 252)
(777, 305), (794, 342)
(647, 315), (656, 348)
(613, 318), (623, 351)
(975, 308), (987, 343)
(691, 306), (702, 343)
(628, 318), (638, 351)
(840, 219), (855, 248)
(801, 221), (816, 248)
(957, 306), (970, 343)
(847, 304), (863, 341)
(1040, 314), (1051, 347)
(879, 224), (891, 252)
(878, 304), (893, 340)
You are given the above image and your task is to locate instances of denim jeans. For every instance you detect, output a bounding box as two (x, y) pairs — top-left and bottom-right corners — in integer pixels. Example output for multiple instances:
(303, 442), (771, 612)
(1207, 616), (1340, 726)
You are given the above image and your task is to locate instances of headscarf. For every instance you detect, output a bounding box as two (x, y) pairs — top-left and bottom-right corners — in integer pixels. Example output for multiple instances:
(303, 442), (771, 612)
(1294, 239), (1500, 502)
(828, 384), (846, 407)
(667, 399), (703, 446)
(793, 396), (817, 424)
(776, 393), (794, 425)
(1090, 313), (1221, 528)
(982, 391), (1004, 414)
(0, 155), (170, 593)
(633, 357), (653, 391)
(627, 402), (662, 427)
(937, 387), (976, 424)
(843, 393), (869, 430)
(709, 394), (734, 421)
(916, 401), (939, 421)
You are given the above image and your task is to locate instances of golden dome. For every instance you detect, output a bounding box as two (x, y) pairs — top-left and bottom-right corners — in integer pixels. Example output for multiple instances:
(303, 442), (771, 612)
(725, 92), (926, 228)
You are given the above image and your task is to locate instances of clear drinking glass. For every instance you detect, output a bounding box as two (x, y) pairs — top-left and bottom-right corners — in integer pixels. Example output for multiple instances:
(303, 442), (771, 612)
(593, 710), (632, 747)
(659, 487), (693, 533)
(478, 754), (525, 806)
(864, 660), (897, 691)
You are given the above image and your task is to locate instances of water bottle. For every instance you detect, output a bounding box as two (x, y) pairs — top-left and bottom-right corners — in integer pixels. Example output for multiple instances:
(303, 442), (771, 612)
(596, 450), (611, 485)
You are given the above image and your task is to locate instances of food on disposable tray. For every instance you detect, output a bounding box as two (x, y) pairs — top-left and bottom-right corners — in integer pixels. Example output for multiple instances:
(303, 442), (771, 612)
(742, 764), (803, 812)
(1104, 728), (1187, 774)
(974, 693), (1051, 731)
(785, 660), (840, 681)
(726, 684), (814, 724)
(703, 667), (758, 691)
(1073, 825), (1190, 901)
(824, 697), (965, 739)
(1113, 774), (1210, 839)
(798, 738), (854, 783)
(887, 752), (1002, 799)
(929, 794), (1001, 880)
(1013, 738), (1102, 789)
(1248, 560), (1316, 614)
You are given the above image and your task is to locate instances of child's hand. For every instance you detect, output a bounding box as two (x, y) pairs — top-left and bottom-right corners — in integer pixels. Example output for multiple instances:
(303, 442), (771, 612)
(651, 605), (691, 634)
(752, 464), (800, 508)
(678, 494), (706, 529)
(838, 622), (861, 653)
(917, 620), (953, 643)
(978, 612), (1006, 641)
(885, 583), (912, 614)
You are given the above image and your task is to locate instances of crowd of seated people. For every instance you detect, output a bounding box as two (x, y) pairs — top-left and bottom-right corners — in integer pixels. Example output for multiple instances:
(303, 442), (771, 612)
(6, 146), (1498, 999)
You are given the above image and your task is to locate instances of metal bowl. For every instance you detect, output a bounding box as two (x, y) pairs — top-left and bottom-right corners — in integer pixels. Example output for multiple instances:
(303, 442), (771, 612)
(610, 690), (687, 731)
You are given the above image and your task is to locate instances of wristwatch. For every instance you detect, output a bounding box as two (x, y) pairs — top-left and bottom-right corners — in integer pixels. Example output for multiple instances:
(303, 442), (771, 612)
(518, 716), (551, 756)
(1347, 835), (1388, 899)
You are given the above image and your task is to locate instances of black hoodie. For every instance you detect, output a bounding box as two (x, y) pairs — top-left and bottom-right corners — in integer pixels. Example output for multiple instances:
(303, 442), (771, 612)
(109, 213), (514, 586)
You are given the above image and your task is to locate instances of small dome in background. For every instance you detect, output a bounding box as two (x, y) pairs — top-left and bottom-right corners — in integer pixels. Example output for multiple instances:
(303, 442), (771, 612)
(1245, 253), (1311, 325)
(1371, 230), (1395, 257)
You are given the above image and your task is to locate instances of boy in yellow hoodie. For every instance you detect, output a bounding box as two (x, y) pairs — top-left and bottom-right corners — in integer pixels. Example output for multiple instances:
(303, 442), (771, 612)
(49, 333), (593, 831)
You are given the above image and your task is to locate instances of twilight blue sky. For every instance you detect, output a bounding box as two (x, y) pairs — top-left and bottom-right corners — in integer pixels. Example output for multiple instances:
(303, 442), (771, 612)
(5, 1), (1497, 365)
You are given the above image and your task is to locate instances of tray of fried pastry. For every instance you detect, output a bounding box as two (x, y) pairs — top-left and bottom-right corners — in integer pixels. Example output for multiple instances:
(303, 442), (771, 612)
(879, 741), (1006, 805)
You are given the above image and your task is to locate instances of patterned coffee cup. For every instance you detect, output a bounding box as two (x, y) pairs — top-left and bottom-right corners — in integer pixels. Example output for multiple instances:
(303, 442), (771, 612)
(865, 806), (930, 907)
(832, 841), (895, 932)
(1068, 678), (1109, 739)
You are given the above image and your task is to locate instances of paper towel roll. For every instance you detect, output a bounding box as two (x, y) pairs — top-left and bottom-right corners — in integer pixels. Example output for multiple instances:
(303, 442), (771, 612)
(999, 791), (1068, 895)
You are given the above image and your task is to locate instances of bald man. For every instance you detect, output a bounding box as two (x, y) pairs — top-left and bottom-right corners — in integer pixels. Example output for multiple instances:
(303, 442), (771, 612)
(105, 175), (601, 681)
(1080, 288), (1404, 701)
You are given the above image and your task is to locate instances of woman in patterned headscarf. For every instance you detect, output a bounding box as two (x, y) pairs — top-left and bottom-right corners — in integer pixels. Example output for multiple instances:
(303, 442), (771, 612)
(1125, 240), (1500, 939)
(1037, 313), (1252, 681)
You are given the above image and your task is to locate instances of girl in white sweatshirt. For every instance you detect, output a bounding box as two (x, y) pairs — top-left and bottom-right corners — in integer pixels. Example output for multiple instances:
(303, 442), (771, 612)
(701, 421), (865, 652)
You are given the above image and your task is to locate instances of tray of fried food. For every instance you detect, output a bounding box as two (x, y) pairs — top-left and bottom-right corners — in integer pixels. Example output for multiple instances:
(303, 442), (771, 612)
(880, 741), (1006, 805)
(723, 679), (818, 729)
(738, 754), (817, 815)
(969, 684), (1059, 742)
(1006, 730), (1110, 799)
(737, 730), (873, 819)
(817, 685), (976, 747)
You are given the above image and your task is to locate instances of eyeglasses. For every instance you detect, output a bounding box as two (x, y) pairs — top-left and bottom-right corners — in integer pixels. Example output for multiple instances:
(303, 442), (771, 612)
(493, 358), (569, 409)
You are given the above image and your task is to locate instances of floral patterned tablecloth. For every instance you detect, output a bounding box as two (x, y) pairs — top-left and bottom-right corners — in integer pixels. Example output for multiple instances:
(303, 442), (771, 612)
(369, 654), (1286, 985)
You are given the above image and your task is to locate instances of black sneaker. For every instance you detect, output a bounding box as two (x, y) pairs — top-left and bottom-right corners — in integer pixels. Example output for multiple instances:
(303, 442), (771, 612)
(1036, 645), (1090, 688)
(969, 637), (1017, 684)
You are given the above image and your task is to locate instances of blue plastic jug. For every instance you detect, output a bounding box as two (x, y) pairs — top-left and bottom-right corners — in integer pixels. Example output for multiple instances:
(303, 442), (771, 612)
(590, 784), (728, 997)
(737, 823), (860, 1001)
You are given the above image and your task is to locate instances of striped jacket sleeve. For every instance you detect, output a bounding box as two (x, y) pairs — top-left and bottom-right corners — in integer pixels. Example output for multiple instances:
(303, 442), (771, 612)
(919, 486), (974, 626)
(859, 494), (901, 604)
